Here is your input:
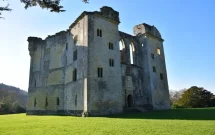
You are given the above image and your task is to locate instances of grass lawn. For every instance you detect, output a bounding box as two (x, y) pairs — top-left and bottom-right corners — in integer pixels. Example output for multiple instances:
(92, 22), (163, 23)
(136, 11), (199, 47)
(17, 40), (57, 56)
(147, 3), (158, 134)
(0, 108), (215, 135)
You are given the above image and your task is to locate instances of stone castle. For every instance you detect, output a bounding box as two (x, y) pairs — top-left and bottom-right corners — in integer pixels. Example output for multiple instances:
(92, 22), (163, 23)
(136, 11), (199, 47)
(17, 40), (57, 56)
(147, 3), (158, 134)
(27, 6), (170, 116)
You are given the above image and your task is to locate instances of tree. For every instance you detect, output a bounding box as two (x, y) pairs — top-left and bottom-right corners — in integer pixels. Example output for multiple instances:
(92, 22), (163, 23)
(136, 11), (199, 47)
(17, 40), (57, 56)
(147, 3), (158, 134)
(0, 0), (89, 18)
(169, 89), (186, 105)
(177, 86), (215, 108)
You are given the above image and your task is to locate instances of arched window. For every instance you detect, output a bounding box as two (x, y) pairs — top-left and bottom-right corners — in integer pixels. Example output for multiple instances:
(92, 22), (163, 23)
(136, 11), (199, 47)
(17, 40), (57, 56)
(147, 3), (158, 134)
(119, 39), (125, 63)
(119, 39), (125, 50)
(73, 68), (77, 81)
(129, 42), (135, 64)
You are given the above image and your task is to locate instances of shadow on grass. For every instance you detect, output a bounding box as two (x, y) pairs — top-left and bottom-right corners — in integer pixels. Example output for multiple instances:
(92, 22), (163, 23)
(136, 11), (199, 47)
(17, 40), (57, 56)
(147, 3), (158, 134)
(106, 108), (215, 120)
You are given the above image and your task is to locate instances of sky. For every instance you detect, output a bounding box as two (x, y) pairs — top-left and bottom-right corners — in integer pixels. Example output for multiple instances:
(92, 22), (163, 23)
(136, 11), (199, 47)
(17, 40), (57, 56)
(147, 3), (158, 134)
(0, 0), (214, 93)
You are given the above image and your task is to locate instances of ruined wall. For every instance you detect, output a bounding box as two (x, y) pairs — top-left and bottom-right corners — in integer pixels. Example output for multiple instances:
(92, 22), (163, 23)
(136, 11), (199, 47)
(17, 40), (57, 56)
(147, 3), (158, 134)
(27, 15), (89, 115)
(87, 8), (123, 116)
(119, 32), (149, 108)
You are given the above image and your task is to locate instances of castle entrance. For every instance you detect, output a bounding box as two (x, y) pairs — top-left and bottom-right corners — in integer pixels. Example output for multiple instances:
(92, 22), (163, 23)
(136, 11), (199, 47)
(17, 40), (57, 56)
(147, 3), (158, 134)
(127, 94), (133, 108)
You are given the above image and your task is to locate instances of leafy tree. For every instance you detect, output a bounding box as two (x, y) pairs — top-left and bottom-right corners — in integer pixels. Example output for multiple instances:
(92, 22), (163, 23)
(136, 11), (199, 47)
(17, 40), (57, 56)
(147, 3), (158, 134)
(177, 86), (215, 108)
(0, 96), (13, 114)
(0, 0), (89, 18)
(169, 89), (186, 105)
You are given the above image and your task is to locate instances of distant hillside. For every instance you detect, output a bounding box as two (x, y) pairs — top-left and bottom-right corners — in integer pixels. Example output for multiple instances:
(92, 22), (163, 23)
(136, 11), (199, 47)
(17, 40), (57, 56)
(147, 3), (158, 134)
(0, 83), (27, 107)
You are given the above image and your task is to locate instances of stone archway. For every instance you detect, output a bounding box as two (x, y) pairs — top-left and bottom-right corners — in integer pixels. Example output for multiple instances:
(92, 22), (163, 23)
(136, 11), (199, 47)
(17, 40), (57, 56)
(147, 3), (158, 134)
(127, 94), (133, 108)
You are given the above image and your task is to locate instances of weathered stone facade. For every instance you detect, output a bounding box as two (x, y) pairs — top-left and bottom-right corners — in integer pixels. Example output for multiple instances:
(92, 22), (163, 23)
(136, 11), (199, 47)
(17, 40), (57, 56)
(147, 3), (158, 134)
(27, 6), (170, 116)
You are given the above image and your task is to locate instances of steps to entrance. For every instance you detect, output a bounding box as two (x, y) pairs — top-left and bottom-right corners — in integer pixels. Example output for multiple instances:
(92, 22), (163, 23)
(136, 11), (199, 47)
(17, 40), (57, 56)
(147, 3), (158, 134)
(123, 106), (153, 113)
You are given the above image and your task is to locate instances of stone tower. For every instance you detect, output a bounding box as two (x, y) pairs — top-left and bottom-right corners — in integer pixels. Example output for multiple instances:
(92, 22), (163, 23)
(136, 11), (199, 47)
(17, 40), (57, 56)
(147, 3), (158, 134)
(27, 6), (170, 116)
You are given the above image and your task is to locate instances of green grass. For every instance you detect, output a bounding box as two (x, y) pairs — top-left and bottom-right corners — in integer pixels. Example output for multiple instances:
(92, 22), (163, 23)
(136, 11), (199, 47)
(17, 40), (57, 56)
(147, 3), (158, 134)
(1, 108), (215, 135)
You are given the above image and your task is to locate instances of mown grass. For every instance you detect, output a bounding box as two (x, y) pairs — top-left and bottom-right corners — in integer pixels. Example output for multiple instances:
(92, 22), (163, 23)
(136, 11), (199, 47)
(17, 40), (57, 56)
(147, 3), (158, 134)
(0, 108), (215, 135)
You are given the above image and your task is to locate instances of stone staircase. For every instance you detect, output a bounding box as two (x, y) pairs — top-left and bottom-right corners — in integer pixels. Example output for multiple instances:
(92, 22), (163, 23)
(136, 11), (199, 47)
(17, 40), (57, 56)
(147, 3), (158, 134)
(123, 105), (153, 113)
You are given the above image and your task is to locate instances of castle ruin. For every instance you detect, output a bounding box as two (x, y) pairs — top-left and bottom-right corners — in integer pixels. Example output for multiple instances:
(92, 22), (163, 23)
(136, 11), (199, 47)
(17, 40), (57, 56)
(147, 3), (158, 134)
(27, 6), (170, 116)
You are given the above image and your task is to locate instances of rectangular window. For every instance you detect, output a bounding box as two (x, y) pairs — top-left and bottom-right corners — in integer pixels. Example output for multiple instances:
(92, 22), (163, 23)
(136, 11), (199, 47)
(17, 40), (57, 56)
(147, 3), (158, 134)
(44, 60), (50, 70)
(34, 98), (37, 107)
(75, 95), (77, 106)
(45, 97), (48, 107)
(153, 66), (156, 73)
(97, 29), (100, 36)
(73, 68), (77, 81)
(109, 42), (114, 50)
(66, 43), (68, 50)
(97, 29), (102, 37)
(34, 79), (36, 87)
(160, 73), (163, 80)
(73, 50), (77, 61)
(43, 77), (48, 87)
(97, 68), (103, 78)
(151, 53), (154, 59)
(57, 97), (60, 105)
(45, 48), (50, 55)
(99, 30), (102, 37)
(157, 48), (161, 55)
(109, 59), (114, 67)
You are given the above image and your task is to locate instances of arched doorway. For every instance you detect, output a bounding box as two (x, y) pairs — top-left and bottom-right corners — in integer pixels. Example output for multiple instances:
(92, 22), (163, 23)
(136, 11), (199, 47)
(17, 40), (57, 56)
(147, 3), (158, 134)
(127, 94), (133, 108)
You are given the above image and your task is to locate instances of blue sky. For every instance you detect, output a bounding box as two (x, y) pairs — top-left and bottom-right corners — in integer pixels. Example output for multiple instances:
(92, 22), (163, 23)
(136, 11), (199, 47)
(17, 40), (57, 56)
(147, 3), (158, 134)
(0, 0), (214, 93)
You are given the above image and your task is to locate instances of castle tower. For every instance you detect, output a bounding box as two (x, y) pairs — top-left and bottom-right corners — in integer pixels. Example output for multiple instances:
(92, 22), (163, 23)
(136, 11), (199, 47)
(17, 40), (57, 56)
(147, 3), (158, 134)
(86, 6), (123, 115)
(133, 23), (170, 109)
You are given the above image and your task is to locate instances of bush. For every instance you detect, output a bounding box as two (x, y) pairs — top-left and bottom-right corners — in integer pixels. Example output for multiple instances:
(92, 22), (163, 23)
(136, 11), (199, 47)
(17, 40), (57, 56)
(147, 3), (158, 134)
(12, 103), (26, 113)
(171, 104), (184, 109)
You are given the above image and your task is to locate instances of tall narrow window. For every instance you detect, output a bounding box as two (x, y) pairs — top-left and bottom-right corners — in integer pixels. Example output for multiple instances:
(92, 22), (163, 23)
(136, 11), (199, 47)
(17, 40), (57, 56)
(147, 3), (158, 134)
(99, 30), (102, 37)
(97, 29), (100, 36)
(151, 53), (154, 59)
(34, 98), (37, 107)
(157, 48), (161, 55)
(109, 59), (114, 67)
(44, 60), (50, 70)
(75, 95), (77, 106)
(73, 68), (77, 81)
(109, 42), (114, 50)
(97, 68), (103, 78)
(45, 48), (50, 55)
(119, 40), (125, 51)
(73, 50), (77, 61)
(153, 66), (156, 73)
(43, 77), (48, 87)
(66, 43), (68, 50)
(119, 39), (125, 63)
(45, 97), (48, 107)
(97, 29), (102, 37)
(74, 35), (78, 44)
(34, 79), (36, 87)
(160, 73), (163, 80)
(129, 43), (135, 64)
(57, 97), (60, 105)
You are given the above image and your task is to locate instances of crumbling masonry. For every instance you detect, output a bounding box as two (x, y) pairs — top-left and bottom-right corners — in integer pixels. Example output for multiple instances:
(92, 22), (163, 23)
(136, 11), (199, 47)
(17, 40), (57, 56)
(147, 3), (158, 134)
(27, 6), (170, 116)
